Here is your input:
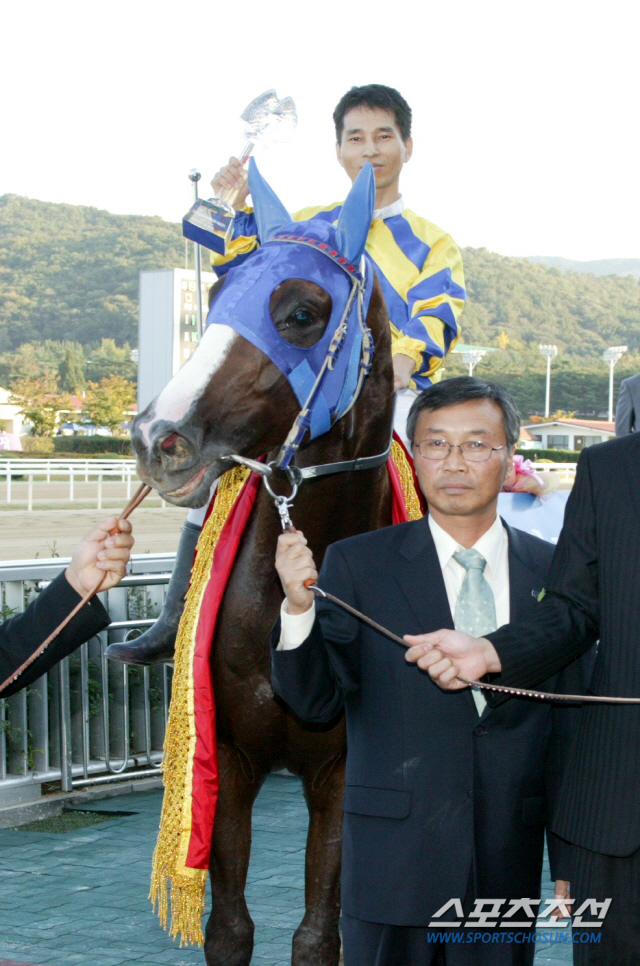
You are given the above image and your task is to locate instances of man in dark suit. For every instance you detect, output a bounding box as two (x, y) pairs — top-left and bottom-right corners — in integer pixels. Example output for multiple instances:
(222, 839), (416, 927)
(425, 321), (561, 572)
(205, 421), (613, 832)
(615, 372), (640, 435)
(272, 377), (588, 965)
(412, 427), (640, 964)
(0, 516), (134, 698)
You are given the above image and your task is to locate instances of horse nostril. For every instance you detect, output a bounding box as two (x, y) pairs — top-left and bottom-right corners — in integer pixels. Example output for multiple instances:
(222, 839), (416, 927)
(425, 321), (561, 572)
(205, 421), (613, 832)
(161, 433), (179, 453)
(158, 432), (193, 462)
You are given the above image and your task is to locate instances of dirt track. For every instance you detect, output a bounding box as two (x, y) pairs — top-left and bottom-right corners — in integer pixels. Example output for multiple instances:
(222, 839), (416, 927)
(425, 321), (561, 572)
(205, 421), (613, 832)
(0, 507), (188, 561)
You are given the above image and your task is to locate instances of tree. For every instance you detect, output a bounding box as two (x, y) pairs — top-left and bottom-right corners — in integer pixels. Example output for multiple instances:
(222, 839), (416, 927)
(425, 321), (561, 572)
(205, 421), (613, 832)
(58, 346), (86, 393)
(0, 339), (86, 387)
(85, 339), (137, 383)
(9, 375), (70, 436)
(82, 375), (135, 433)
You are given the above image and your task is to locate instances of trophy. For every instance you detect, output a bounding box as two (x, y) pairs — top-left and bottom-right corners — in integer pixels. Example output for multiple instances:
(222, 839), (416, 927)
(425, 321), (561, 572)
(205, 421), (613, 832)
(183, 89), (297, 252)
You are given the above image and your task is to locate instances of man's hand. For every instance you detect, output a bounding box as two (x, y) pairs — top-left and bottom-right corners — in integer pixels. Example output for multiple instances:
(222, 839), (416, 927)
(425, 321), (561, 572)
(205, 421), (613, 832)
(392, 353), (416, 391)
(404, 629), (501, 689)
(211, 156), (250, 211)
(550, 881), (572, 920)
(65, 518), (134, 596)
(275, 530), (317, 616)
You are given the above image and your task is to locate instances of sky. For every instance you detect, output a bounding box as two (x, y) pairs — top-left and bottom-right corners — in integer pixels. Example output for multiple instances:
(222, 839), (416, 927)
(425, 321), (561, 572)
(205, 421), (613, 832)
(1, 0), (638, 261)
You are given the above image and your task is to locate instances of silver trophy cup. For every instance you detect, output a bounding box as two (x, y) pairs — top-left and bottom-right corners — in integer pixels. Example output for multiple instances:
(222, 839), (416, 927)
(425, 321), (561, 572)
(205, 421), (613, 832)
(183, 89), (297, 252)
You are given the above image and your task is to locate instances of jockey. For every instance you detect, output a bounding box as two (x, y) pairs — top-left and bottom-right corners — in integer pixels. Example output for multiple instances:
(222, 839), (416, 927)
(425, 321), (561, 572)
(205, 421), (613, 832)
(110, 84), (466, 667)
(212, 84), (466, 440)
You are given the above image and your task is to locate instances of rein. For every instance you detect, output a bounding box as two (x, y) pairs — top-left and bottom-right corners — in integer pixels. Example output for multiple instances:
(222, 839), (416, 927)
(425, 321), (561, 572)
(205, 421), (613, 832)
(0, 483), (152, 695)
(304, 583), (640, 706)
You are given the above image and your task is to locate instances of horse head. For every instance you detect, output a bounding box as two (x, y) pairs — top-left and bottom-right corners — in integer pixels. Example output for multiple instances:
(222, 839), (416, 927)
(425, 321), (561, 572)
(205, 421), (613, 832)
(132, 160), (389, 507)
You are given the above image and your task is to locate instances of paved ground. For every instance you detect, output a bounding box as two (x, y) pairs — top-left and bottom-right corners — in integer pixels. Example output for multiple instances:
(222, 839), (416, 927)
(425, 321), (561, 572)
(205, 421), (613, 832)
(0, 507), (188, 560)
(0, 775), (572, 966)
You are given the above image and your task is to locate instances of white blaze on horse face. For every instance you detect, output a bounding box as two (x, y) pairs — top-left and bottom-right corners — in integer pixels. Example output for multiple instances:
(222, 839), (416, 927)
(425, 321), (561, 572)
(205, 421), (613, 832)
(141, 324), (237, 444)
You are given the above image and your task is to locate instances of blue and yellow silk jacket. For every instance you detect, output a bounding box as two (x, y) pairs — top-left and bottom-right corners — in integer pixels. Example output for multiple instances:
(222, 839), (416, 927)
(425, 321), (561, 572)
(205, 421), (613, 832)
(209, 199), (466, 389)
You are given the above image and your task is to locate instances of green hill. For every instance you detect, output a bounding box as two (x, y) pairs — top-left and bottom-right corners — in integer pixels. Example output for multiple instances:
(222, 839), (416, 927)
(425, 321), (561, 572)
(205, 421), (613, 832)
(0, 194), (184, 351)
(458, 247), (640, 357)
(527, 255), (640, 279)
(1, 193), (639, 415)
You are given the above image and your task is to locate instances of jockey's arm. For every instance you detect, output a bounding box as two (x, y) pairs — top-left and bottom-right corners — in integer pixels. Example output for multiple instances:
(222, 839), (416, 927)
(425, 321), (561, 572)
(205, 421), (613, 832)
(396, 230), (466, 389)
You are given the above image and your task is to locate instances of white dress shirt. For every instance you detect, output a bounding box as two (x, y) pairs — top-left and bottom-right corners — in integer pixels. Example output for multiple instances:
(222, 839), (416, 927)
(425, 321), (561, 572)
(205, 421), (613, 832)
(278, 514), (510, 714)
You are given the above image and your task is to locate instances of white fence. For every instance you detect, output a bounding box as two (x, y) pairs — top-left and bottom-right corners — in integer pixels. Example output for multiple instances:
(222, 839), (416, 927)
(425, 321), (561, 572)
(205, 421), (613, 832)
(0, 459), (171, 510)
(529, 461), (577, 484)
(0, 553), (176, 805)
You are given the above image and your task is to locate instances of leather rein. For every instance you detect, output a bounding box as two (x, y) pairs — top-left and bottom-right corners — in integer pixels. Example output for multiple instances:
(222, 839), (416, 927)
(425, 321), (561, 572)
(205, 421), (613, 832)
(304, 583), (640, 706)
(0, 484), (152, 695)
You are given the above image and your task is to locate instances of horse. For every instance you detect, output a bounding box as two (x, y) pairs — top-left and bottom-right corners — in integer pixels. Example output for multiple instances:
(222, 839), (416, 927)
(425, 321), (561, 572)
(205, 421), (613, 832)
(131, 161), (395, 966)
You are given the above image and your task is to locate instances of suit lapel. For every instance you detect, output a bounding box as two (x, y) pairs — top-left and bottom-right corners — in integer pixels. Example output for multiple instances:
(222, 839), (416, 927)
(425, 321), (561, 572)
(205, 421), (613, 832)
(393, 518), (477, 716)
(393, 518), (454, 634)
(505, 522), (545, 622)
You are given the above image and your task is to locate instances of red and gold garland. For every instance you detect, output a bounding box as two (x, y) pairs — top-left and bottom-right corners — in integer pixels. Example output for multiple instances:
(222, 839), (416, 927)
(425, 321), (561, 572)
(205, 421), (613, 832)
(151, 439), (422, 945)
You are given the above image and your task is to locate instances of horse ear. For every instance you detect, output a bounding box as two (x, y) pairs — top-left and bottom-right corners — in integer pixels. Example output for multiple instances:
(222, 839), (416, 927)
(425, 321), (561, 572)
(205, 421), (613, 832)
(335, 162), (375, 266)
(247, 157), (291, 242)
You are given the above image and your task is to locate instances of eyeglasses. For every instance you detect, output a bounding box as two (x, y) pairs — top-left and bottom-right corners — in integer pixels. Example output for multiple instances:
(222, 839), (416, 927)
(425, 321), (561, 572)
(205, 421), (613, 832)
(413, 439), (507, 462)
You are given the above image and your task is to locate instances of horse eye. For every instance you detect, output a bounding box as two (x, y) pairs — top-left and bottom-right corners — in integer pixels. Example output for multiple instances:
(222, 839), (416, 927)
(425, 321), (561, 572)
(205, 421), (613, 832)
(290, 308), (314, 327)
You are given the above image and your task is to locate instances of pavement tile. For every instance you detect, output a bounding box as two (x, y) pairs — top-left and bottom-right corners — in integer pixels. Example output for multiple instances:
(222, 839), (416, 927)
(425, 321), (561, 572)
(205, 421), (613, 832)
(0, 774), (573, 965)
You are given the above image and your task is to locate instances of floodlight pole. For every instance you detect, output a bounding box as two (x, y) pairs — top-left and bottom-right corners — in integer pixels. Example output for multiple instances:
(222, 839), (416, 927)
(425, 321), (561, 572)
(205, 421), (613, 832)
(462, 350), (485, 377)
(603, 346), (627, 421)
(538, 345), (558, 418)
(188, 169), (204, 339)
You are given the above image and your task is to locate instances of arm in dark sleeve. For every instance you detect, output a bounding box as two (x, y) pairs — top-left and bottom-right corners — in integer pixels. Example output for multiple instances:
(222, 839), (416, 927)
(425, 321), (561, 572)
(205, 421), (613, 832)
(545, 643), (597, 880)
(486, 451), (599, 689)
(547, 831), (573, 883)
(615, 380), (634, 436)
(270, 543), (360, 723)
(0, 572), (110, 698)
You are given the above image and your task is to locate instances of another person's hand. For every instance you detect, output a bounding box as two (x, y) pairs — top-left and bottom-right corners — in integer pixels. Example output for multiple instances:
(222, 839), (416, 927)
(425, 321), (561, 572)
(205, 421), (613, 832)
(211, 156), (250, 211)
(392, 353), (416, 391)
(404, 628), (501, 689)
(550, 880), (572, 920)
(275, 530), (317, 615)
(65, 518), (134, 596)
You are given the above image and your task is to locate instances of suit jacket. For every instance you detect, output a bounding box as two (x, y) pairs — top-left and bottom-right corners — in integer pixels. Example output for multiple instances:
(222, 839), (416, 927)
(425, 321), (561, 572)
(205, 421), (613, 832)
(0, 572), (110, 698)
(615, 372), (640, 436)
(271, 518), (590, 926)
(487, 432), (640, 857)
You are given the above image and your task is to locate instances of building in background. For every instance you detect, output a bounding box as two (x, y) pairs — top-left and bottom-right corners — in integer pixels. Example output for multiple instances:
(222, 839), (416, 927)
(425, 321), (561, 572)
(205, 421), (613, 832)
(0, 388), (25, 438)
(523, 418), (615, 451)
(137, 269), (214, 411)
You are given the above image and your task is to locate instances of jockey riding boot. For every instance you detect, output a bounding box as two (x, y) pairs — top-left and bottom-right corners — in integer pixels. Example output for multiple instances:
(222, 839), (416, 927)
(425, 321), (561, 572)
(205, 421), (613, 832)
(105, 520), (201, 666)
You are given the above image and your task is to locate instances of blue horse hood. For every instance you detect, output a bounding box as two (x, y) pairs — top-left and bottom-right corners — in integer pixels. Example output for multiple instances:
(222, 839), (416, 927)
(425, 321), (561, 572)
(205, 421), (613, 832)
(205, 217), (375, 440)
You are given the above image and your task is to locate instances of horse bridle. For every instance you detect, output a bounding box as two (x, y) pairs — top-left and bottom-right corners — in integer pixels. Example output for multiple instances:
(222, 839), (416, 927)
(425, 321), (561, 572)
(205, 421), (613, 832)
(227, 236), (390, 528)
(268, 239), (376, 474)
(230, 424), (393, 531)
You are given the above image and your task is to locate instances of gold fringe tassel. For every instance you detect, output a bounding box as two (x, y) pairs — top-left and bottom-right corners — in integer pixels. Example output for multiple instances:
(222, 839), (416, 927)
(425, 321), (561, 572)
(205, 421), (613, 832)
(391, 439), (424, 521)
(150, 446), (419, 946)
(150, 465), (250, 947)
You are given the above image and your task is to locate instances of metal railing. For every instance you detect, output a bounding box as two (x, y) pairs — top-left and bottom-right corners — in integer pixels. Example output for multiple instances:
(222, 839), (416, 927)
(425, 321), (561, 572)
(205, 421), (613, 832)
(0, 459), (171, 510)
(0, 553), (176, 802)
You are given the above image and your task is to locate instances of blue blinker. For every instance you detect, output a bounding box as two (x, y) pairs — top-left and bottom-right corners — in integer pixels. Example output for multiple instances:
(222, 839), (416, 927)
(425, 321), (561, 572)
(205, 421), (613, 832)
(206, 160), (376, 454)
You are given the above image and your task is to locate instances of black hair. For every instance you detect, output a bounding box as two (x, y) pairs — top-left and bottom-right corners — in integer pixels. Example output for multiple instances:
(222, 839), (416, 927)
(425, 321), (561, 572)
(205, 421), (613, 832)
(406, 377), (522, 449)
(333, 84), (412, 143)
